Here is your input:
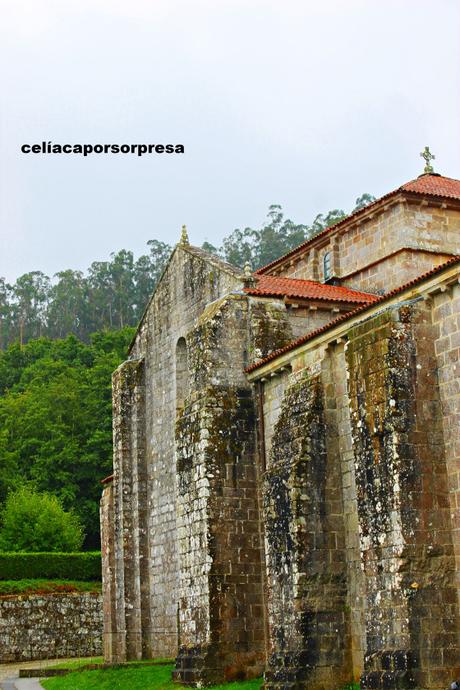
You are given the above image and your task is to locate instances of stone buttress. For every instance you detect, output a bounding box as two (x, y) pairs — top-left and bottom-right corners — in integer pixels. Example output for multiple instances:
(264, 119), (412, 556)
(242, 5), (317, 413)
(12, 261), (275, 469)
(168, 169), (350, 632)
(101, 357), (149, 661)
(173, 293), (297, 685)
(101, 245), (246, 663)
(261, 364), (351, 690)
(347, 303), (460, 690)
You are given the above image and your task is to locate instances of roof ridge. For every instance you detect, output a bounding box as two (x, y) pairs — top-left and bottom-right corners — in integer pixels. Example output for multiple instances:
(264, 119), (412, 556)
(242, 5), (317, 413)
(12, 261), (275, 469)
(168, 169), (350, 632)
(181, 244), (244, 278)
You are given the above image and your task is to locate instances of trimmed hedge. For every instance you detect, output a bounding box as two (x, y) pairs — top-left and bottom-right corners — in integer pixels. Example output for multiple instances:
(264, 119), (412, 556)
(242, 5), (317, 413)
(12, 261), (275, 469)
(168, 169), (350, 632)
(0, 552), (101, 581)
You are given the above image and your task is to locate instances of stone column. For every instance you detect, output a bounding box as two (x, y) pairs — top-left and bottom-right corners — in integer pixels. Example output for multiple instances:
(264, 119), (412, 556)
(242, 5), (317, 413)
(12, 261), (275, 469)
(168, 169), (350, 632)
(330, 236), (340, 279)
(332, 343), (367, 679)
(100, 480), (116, 661)
(310, 248), (320, 282)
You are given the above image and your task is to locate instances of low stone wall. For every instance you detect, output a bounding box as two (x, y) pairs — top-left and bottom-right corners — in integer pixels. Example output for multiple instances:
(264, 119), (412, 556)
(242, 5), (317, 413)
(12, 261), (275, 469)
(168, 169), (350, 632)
(0, 592), (102, 662)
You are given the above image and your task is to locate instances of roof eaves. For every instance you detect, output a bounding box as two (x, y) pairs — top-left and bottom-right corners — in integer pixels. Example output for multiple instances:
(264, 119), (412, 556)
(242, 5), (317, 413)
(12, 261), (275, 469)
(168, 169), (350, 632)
(244, 288), (378, 304)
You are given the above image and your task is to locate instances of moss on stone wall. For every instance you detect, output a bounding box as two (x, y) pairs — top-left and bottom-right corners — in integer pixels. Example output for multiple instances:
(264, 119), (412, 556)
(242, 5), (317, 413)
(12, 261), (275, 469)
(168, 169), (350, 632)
(249, 301), (293, 361)
(263, 371), (349, 690)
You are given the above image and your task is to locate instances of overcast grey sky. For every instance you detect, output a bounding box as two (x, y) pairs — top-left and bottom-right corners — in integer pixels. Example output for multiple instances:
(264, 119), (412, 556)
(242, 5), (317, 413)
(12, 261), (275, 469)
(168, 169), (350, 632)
(1, 0), (459, 283)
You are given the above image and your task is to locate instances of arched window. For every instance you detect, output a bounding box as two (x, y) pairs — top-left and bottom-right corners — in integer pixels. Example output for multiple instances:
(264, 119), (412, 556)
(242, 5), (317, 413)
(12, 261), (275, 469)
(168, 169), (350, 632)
(176, 338), (189, 411)
(323, 252), (332, 281)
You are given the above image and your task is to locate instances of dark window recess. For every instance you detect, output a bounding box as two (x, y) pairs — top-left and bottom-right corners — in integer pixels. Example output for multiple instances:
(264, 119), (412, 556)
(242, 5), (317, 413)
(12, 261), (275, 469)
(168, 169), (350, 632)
(176, 337), (189, 410)
(323, 252), (332, 281)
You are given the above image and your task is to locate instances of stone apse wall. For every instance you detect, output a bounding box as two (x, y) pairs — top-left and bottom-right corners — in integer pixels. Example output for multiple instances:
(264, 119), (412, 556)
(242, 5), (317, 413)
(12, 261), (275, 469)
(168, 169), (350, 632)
(257, 280), (460, 690)
(0, 592), (102, 662)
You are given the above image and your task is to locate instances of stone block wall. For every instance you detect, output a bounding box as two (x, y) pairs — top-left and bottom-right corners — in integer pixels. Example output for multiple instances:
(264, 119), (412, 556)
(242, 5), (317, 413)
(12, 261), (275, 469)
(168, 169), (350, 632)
(257, 293), (460, 690)
(0, 592), (102, 662)
(433, 284), (460, 607)
(100, 357), (149, 662)
(346, 304), (460, 689)
(342, 249), (452, 295)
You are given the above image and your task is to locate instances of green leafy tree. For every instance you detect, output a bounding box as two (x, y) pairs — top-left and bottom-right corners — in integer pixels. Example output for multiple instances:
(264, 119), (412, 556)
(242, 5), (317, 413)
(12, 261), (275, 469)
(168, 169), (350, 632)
(221, 226), (258, 268)
(0, 279), (12, 350)
(146, 240), (172, 284)
(109, 250), (136, 329)
(133, 254), (155, 322)
(255, 205), (311, 267)
(220, 203), (343, 269)
(11, 271), (50, 345)
(353, 193), (376, 211)
(47, 270), (87, 340)
(201, 241), (218, 255)
(87, 261), (114, 331)
(0, 486), (84, 552)
(0, 328), (134, 546)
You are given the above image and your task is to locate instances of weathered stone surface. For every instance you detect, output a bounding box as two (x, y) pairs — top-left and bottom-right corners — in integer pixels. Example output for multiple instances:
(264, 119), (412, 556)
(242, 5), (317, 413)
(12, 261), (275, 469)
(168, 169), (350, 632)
(101, 194), (460, 690)
(263, 371), (351, 690)
(0, 593), (102, 662)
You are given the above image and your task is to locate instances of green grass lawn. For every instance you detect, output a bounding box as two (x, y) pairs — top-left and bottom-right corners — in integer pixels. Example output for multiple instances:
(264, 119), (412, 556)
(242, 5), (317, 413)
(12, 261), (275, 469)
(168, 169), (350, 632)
(42, 661), (361, 690)
(42, 663), (263, 690)
(0, 579), (101, 596)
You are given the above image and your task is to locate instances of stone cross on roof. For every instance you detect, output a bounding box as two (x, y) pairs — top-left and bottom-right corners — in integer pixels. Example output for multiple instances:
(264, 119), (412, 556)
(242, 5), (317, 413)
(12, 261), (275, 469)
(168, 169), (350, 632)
(180, 224), (189, 245)
(420, 146), (435, 174)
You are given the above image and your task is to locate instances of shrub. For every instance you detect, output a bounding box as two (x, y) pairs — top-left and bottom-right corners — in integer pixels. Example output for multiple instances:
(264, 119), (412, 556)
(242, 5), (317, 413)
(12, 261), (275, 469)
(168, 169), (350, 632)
(0, 487), (84, 552)
(0, 552), (101, 580)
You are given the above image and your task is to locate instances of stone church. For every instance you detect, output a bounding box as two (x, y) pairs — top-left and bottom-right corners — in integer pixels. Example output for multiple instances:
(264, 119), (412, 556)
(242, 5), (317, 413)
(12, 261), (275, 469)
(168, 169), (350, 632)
(100, 160), (460, 690)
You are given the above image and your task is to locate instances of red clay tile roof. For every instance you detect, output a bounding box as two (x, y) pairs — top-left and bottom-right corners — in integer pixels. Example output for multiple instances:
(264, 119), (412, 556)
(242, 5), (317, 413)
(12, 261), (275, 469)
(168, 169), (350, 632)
(244, 275), (379, 304)
(401, 174), (460, 198)
(246, 255), (460, 373)
(256, 174), (460, 275)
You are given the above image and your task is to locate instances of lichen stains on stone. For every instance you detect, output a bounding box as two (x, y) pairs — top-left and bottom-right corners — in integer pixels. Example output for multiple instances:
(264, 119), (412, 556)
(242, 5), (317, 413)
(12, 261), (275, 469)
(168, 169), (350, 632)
(346, 308), (419, 552)
(263, 371), (349, 689)
(249, 300), (293, 361)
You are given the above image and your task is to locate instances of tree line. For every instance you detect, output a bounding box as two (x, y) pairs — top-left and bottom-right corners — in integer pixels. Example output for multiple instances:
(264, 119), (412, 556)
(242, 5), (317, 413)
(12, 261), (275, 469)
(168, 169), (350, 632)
(0, 194), (374, 350)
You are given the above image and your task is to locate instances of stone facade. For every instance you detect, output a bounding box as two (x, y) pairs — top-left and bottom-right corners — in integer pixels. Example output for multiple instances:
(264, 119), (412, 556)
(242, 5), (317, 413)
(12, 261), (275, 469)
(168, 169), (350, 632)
(101, 173), (460, 689)
(0, 592), (102, 662)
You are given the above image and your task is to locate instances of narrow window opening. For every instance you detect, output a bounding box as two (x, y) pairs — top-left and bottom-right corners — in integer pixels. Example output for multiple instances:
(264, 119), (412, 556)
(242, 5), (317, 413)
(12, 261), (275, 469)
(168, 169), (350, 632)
(176, 337), (189, 411)
(323, 251), (332, 282)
